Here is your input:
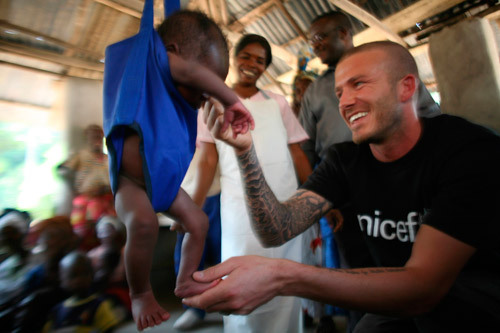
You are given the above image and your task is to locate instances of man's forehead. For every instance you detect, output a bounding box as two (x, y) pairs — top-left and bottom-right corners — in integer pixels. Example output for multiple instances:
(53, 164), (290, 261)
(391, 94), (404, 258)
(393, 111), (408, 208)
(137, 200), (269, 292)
(338, 49), (386, 72)
(309, 17), (335, 33)
(335, 50), (386, 83)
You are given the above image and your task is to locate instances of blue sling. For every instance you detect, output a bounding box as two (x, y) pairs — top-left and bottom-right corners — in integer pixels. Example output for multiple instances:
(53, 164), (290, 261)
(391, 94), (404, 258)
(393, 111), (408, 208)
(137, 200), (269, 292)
(103, 0), (197, 212)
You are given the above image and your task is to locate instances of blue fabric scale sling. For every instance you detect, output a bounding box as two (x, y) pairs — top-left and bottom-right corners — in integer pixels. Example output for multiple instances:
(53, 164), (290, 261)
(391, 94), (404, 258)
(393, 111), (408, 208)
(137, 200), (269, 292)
(103, 0), (196, 212)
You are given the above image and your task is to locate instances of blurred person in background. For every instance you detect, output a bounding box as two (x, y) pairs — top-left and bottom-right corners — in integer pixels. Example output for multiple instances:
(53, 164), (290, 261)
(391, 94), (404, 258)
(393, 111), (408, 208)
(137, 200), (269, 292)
(0, 209), (33, 329)
(57, 124), (116, 251)
(88, 215), (131, 319)
(43, 251), (123, 332)
(13, 216), (79, 332)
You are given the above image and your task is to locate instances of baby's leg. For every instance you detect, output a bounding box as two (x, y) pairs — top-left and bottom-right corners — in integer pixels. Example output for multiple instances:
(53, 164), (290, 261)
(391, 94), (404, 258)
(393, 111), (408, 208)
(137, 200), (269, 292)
(115, 134), (169, 330)
(168, 188), (211, 298)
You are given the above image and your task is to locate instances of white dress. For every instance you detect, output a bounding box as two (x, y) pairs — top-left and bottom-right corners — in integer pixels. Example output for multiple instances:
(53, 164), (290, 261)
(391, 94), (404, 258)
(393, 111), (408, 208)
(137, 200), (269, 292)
(197, 90), (308, 333)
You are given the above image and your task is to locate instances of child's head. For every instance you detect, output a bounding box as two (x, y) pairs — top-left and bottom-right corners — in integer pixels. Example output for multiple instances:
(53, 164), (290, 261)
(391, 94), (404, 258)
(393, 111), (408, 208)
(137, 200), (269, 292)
(157, 10), (229, 106)
(30, 216), (78, 261)
(59, 251), (94, 297)
(292, 73), (315, 116)
(0, 209), (30, 253)
(84, 124), (104, 154)
(95, 215), (126, 249)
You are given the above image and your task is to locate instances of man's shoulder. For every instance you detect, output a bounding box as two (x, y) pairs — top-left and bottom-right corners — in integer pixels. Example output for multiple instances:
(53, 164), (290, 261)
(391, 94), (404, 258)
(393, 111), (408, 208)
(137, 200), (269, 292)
(312, 68), (335, 85)
(427, 114), (500, 142)
(424, 115), (500, 164)
(302, 68), (336, 107)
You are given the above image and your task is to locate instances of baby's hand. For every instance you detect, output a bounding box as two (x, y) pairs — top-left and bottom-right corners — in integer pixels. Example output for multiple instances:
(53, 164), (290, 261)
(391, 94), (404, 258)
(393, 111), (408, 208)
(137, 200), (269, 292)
(221, 100), (255, 138)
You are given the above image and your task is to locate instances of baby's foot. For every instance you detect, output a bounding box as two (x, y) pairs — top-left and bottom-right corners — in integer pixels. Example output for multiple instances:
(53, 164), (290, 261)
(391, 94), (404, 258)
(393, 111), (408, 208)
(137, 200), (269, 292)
(131, 290), (170, 331)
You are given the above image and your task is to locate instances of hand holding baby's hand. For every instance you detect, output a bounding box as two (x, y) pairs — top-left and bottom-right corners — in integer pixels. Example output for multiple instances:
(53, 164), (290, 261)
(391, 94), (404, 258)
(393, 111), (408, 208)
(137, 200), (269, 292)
(221, 100), (255, 138)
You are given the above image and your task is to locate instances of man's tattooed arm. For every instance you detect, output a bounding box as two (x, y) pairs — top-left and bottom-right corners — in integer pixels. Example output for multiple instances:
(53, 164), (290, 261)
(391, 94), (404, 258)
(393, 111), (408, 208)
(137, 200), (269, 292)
(236, 144), (333, 247)
(332, 267), (406, 275)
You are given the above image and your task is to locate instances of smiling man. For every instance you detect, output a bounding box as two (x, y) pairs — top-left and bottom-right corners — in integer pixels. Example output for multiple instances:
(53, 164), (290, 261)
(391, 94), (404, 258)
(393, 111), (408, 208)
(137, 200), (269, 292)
(299, 12), (441, 330)
(183, 41), (500, 332)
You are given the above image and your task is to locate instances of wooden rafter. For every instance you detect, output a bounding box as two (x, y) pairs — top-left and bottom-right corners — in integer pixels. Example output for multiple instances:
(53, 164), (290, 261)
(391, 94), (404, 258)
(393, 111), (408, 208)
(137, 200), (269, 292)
(0, 40), (104, 72)
(64, 0), (93, 58)
(329, 0), (406, 46)
(228, 0), (276, 32)
(353, 0), (465, 45)
(93, 0), (141, 18)
(0, 20), (103, 59)
(273, 0), (307, 41)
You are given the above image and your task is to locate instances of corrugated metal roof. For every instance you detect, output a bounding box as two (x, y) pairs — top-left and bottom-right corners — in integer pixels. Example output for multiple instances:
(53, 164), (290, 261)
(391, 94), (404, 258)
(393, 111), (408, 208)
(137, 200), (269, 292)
(0, 0), (498, 105)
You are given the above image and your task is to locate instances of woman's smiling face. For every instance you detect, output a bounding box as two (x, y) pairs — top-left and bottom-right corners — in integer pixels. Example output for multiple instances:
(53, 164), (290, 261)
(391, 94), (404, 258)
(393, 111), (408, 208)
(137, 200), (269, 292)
(235, 42), (267, 86)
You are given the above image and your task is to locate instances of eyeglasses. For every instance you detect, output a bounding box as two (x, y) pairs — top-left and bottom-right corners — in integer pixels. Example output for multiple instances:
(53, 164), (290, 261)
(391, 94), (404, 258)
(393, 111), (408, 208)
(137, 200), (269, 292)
(308, 27), (340, 46)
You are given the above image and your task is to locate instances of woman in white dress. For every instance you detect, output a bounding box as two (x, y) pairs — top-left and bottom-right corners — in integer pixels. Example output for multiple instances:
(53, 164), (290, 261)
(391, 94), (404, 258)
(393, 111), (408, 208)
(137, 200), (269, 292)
(195, 34), (310, 333)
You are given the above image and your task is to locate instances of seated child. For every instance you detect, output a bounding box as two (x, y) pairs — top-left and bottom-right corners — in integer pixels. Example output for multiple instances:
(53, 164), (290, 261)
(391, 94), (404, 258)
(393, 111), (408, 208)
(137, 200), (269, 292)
(88, 216), (130, 314)
(43, 251), (123, 332)
(0, 210), (32, 303)
(103, 9), (254, 331)
(15, 217), (79, 332)
(0, 210), (32, 329)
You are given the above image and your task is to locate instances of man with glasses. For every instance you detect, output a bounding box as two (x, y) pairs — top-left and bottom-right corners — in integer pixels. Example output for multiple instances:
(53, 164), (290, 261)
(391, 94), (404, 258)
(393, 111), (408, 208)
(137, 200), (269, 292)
(299, 11), (440, 332)
(300, 11), (439, 168)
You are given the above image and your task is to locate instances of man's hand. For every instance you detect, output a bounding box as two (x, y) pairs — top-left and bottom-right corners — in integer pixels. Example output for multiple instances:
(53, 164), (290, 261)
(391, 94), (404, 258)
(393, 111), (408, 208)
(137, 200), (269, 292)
(202, 97), (253, 153)
(182, 256), (283, 315)
(220, 100), (255, 137)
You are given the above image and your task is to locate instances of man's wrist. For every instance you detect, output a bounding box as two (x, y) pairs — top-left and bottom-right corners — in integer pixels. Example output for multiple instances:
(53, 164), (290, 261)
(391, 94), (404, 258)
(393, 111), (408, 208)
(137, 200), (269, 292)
(275, 259), (295, 297)
(235, 143), (252, 156)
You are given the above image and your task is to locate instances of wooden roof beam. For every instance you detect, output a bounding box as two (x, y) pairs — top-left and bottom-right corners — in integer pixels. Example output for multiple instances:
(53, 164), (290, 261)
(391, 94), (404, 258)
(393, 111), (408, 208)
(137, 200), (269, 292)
(0, 40), (104, 72)
(228, 0), (276, 32)
(353, 0), (464, 45)
(273, 0), (308, 41)
(93, 0), (141, 18)
(206, 0), (229, 25)
(329, 0), (406, 46)
(0, 20), (103, 59)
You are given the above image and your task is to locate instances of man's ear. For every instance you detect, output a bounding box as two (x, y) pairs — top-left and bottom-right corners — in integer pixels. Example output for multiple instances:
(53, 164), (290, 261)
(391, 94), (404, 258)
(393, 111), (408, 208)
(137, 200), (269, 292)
(399, 74), (418, 103)
(338, 27), (353, 46)
(165, 43), (180, 54)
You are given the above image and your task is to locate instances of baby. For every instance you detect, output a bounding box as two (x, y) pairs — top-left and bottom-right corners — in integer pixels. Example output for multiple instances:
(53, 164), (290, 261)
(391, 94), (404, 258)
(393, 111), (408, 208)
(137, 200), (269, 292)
(103, 9), (253, 331)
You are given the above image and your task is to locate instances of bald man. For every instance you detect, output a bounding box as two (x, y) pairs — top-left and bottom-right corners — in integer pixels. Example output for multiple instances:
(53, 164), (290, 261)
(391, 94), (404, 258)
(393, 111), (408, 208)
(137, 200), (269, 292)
(183, 41), (500, 332)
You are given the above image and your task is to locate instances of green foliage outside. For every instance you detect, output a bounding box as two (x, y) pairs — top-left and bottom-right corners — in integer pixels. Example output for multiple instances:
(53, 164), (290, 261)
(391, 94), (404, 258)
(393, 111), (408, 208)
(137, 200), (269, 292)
(0, 123), (64, 220)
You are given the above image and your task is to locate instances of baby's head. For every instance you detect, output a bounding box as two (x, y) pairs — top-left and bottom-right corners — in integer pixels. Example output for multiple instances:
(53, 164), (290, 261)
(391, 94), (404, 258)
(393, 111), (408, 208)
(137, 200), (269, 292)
(59, 251), (94, 297)
(157, 10), (229, 108)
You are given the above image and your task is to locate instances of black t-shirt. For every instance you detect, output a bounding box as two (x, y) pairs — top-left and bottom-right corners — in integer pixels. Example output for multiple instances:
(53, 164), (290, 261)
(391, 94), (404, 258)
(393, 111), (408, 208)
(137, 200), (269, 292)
(302, 114), (500, 329)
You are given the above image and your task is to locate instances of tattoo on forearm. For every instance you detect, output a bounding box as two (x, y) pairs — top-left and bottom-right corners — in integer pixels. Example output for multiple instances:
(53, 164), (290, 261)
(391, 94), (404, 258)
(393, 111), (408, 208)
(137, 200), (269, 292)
(332, 267), (406, 275)
(237, 145), (330, 245)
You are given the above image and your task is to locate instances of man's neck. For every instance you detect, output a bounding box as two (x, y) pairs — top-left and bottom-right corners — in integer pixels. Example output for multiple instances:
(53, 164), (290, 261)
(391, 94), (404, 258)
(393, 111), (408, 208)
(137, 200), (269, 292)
(370, 117), (423, 163)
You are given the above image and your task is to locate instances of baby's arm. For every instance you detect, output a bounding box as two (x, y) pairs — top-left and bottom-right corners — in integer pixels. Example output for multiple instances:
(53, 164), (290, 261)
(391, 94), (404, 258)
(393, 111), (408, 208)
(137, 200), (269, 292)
(114, 134), (169, 331)
(168, 188), (214, 298)
(168, 52), (254, 135)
